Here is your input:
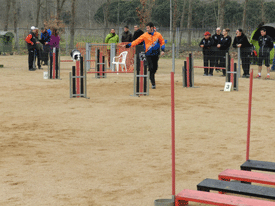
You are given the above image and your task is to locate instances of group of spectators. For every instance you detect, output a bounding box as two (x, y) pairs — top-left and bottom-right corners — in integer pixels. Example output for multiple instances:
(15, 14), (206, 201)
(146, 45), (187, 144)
(104, 25), (144, 44)
(25, 26), (60, 72)
(200, 27), (274, 79)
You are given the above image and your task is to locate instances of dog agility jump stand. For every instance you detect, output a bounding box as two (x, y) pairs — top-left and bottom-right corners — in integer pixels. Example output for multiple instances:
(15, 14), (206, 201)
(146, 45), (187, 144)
(69, 56), (88, 98)
(48, 47), (60, 79)
(95, 48), (106, 79)
(182, 53), (239, 90)
(133, 51), (149, 96)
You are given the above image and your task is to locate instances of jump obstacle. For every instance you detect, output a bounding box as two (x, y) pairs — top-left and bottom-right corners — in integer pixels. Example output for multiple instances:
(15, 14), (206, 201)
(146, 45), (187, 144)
(46, 47), (61, 79)
(69, 46), (149, 98)
(156, 70), (275, 206)
(182, 53), (239, 91)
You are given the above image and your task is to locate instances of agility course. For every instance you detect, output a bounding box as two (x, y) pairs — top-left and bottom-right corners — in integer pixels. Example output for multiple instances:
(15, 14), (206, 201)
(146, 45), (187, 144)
(1, 51), (275, 205)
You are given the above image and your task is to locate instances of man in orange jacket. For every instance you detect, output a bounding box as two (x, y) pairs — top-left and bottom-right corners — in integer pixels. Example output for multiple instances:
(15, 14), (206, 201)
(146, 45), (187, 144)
(126, 22), (165, 89)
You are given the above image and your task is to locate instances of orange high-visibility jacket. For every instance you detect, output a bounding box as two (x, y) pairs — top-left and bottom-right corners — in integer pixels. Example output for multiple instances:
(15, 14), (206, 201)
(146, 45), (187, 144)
(129, 31), (165, 56)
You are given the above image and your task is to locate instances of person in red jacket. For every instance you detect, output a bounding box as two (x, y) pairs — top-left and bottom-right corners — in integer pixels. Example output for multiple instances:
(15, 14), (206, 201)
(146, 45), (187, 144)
(25, 26), (41, 71)
(126, 22), (165, 89)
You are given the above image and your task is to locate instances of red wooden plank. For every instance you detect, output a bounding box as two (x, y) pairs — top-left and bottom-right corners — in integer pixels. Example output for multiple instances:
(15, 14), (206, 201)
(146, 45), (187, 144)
(219, 169), (275, 186)
(176, 189), (275, 206)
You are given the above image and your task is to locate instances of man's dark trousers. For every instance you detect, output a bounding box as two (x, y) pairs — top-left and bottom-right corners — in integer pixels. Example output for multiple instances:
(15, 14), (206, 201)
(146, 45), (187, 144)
(146, 55), (159, 86)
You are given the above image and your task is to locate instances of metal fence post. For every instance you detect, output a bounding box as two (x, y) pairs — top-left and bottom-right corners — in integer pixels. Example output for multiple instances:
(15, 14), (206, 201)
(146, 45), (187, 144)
(85, 43), (91, 71)
(238, 47), (241, 78)
(110, 43), (116, 71)
(172, 43), (175, 73)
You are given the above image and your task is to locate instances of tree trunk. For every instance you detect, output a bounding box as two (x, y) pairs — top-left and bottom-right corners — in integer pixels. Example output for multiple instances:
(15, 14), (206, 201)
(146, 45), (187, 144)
(219, 0), (226, 29)
(4, 0), (12, 31)
(242, 0), (248, 31)
(36, 0), (42, 27)
(172, 0), (179, 44)
(69, 0), (76, 50)
(261, 0), (265, 23)
(217, 0), (220, 27)
(179, 0), (187, 45)
(187, 0), (192, 46)
(12, 0), (17, 33)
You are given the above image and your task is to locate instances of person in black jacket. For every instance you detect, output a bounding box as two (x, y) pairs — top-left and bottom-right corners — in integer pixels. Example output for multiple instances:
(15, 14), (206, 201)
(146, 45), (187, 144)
(25, 26), (41, 71)
(232, 29), (252, 78)
(132, 25), (144, 45)
(256, 28), (274, 79)
(199, 31), (215, 76)
(217, 28), (232, 76)
(212, 27), (223, 71)
(121, 26), (132, 42)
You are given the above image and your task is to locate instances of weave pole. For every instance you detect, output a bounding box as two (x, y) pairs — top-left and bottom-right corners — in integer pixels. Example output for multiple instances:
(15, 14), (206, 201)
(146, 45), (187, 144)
(246, 70), (253, 161)
(171, 72), (175, 200)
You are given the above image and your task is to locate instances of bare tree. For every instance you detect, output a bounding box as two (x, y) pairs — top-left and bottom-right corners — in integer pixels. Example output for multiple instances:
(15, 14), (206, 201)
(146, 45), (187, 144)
(242, 0), (248, 31)
(136, 0), (155, 30)
(172, 0), (180, 44)
(4, 0), (12, 31)
(261, 0), (265, 23)
(56, 0), (67, 19)
(36, 0), (42, 27)
(187, 0), (192, 46)
(12, 0), (17, 33)
(69, 0), (76, 49)
(179, 0), (187, 45)
(218, 0), (226, 29)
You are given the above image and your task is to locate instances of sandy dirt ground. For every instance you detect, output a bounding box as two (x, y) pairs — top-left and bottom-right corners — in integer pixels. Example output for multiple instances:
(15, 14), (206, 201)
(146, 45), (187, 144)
(0, 55), (275, 206)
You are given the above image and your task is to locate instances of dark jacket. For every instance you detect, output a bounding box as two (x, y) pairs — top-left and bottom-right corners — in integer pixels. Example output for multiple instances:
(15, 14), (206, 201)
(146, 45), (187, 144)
(258, 35), (273, 53)
(25, 31), (37, 50)
(232, 33), (251, 49)
(40, 31), (50, 45)
(121, 31), (132, 42)
(219, 35), (232, 52)
(212, 34), (223, 47)
(199, 37), (214, 55)
(132, 29), (144, 44)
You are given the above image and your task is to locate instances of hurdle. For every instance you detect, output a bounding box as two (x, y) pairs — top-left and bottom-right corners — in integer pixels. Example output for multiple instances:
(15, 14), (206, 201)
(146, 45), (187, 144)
(69, 56), (88, 98)
(47, 47), (60, 79)
(182, 53), (239, 91)
(132, 46), (149, 96)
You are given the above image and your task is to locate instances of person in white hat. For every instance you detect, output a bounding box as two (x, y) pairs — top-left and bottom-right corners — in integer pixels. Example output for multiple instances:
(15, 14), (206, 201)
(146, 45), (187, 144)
(25, 26), (40, 71)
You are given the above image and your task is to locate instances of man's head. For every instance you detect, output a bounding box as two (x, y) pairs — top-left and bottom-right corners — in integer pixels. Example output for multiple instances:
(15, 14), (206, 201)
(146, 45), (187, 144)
(260, 28), (266, 36)
(134, 25), (139, 32)
(204, 31), (211, 39)
(216, 27), (221, 35)
(146, 22), (154, 33)
(41, 27), (45, 33)
(110, 29), (115, 34)
(124, 26), (129, 32)
(31, 26), (36, 32)
(236, 29), (243, 37)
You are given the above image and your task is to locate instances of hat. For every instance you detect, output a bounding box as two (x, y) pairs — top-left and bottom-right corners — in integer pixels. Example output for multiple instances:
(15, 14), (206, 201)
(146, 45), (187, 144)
(31, 26), (35, 30)
(204, 31), (211, 36)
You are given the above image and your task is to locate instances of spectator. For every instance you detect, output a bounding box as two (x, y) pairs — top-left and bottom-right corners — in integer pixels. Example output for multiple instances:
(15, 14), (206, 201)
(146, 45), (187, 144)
(47, 28), (60, 77)
(132, 25), (144, 45)
(126, 22), (165, 89)
(40, 27), (51, 65)
(212, 27), (223, 72)
(232, 29), (251, 78)
(105, 29), (119, 44)
(199, 31), (215, 76)
(25, 26), (40, 71)
(121, 26), (132, 42)
(105, 29), (119, 66)
(217, 28), (232, 76)
(256, 28), (274, 79)
(33, 27), (43, 69)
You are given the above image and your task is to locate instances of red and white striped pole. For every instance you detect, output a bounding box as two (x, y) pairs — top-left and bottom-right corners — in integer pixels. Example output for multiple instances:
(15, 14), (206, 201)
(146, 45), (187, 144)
(171, 72), (175, 198)
(246, 69), (253, 161)
(53, 47), (56, 79)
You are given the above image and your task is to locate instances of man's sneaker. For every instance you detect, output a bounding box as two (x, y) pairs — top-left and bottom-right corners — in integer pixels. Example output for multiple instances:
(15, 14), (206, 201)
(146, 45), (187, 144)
(266, 74), (270, 79)
(208, 74), (213, 76)
(246, 74), (250, 78)
(255, 74), (261, 78)
(203, 73), (208, 76)
(152, 85), (156, 89)
(29, 68), (36, 71)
